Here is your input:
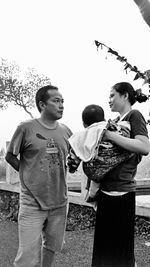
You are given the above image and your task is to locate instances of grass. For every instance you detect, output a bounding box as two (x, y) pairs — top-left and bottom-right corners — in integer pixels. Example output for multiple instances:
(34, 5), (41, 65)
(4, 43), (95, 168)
(0, 220), (150, 267)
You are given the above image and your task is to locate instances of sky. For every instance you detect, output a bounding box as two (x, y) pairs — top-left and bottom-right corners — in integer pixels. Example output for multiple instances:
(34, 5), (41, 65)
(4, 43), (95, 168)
(0, 0), (150, 149)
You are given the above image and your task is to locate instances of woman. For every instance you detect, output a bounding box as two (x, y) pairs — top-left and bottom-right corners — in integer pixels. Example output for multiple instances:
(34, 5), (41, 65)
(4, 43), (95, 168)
(92, 82), (150, 267)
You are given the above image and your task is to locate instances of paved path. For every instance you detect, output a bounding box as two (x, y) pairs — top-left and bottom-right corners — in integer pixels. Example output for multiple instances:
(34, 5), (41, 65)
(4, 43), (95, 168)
(136, 195), (150, 217)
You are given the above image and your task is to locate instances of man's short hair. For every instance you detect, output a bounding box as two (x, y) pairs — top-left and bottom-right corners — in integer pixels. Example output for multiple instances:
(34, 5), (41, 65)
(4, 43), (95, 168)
(35, 85), (58, 112)
(82, 104), (105, 126)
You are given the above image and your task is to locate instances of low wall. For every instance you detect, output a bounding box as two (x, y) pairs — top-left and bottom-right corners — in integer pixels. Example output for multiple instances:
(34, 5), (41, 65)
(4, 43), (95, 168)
(1, 160), (150, 233)
(0, 188), (96, 231)
(1, 188), (150, 239)
(0, 189), (19, 221)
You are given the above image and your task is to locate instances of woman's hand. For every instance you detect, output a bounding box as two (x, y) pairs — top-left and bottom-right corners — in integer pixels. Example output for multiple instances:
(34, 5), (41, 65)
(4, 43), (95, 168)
(102, 130), (113, 142)
(102, 129), (118, 143)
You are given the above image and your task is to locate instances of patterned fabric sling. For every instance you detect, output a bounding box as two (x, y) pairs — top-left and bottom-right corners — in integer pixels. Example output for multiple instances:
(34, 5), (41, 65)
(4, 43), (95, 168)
(82, 119), (134, 183)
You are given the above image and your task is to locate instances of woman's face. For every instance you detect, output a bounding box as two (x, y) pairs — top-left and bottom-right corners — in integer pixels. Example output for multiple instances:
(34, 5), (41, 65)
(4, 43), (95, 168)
(109, 88), (126, 113)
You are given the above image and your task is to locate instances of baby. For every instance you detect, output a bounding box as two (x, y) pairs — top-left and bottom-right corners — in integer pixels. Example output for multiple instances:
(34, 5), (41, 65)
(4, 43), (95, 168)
(67, 104), (133, 203)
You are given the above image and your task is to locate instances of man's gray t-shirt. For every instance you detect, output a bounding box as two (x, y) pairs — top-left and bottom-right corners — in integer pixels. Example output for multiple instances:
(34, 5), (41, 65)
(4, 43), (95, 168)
(7, 119), (72, 210)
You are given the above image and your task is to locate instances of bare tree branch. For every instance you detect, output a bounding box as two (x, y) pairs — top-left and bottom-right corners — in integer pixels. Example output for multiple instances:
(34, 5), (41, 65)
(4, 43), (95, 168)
(0, 58), (51, 118)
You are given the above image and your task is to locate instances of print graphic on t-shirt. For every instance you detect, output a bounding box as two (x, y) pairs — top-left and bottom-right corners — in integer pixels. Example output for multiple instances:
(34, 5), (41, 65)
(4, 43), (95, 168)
(36, 133), (61, 172)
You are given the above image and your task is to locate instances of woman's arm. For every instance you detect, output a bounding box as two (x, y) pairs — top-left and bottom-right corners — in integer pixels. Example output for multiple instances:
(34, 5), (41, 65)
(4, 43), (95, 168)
(104, 130), (150, 155)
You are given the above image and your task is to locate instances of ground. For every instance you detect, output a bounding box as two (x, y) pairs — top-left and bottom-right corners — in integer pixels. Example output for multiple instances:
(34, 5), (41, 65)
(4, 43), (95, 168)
(0, 218), (150, 267)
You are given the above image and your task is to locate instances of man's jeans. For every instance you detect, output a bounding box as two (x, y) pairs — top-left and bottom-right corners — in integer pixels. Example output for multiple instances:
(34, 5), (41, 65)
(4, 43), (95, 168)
(14, 204), (67, 267)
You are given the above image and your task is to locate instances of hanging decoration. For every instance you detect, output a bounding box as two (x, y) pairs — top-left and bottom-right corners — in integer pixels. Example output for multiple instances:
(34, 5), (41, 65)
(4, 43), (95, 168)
(95, 40), (150, 93)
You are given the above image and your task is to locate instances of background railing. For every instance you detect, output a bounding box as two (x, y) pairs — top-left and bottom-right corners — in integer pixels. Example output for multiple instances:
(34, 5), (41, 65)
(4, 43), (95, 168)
(5, 161), (150, 199)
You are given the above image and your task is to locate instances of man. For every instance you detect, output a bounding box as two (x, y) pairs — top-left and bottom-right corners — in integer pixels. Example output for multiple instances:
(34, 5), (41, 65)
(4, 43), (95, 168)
(5, 85), (72, 267)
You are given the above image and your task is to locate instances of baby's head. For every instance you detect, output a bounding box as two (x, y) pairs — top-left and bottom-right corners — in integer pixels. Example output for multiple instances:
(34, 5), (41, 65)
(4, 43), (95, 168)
(82, 104), (105, 128)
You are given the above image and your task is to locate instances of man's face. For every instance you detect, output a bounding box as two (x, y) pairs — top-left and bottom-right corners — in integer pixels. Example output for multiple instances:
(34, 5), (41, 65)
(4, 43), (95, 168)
(42, 89), (64, 120)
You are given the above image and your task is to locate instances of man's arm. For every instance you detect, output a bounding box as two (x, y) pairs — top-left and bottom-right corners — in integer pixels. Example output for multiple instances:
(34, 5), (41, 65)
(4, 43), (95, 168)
(133, 0), (150, 27)
(5, 152), (20, 172)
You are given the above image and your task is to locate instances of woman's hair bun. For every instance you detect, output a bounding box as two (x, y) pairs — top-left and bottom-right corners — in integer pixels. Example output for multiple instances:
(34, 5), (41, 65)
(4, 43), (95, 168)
(134, 89), (148, 103)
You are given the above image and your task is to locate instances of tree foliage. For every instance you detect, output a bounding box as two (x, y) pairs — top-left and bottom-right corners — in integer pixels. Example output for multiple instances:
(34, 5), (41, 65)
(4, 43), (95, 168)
(0, 58), (51, 118)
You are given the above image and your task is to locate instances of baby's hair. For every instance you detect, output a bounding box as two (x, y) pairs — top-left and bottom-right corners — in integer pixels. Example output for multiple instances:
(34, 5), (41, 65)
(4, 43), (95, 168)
(82, 104), (105, 127)
(113, 82), (148, 105)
